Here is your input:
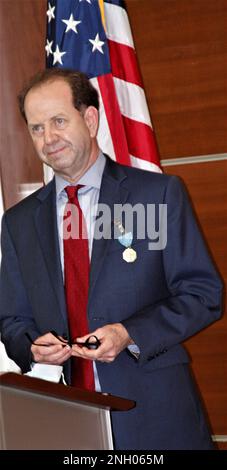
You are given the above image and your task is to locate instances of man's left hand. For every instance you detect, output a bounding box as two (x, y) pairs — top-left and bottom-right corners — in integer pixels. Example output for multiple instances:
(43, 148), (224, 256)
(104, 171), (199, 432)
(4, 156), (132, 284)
(71, 323), (133, 363)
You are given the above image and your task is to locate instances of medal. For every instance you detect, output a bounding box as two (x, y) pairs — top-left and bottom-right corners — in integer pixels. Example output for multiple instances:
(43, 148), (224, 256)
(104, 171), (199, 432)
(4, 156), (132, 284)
(118, 232), (133, 248)
(123, 247), (137, 263)
(114, 220), (137, 263)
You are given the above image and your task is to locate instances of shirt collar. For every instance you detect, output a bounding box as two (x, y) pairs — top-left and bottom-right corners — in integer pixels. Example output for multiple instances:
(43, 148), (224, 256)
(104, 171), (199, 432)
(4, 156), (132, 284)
(55, 151), (106, 199)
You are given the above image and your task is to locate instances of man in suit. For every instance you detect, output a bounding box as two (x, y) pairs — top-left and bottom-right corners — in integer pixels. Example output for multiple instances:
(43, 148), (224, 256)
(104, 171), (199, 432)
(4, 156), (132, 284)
(0, 68), (222, 449)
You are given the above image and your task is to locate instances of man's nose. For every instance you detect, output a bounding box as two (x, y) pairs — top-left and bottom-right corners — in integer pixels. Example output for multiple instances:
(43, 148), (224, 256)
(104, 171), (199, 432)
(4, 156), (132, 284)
(43, 125), (57, 144)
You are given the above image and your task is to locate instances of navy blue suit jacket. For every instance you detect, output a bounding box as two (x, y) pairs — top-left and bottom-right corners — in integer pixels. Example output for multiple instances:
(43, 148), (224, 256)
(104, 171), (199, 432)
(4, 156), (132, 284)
(0, 158), (223, 449)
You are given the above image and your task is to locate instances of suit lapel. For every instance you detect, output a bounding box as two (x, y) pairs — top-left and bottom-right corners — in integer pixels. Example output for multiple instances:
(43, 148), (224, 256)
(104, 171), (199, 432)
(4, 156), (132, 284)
(34, 180), (67, 324)
(89, 159), (129, 306)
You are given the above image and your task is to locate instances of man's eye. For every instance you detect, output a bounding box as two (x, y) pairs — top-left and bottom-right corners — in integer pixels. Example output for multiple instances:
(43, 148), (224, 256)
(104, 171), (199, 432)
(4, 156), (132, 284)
(55, 118), (65, 127)
(31, 125), (44, 135)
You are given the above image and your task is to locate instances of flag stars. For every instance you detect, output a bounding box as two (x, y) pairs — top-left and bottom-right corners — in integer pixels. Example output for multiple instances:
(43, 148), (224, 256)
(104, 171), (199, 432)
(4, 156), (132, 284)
(62, 14), (81, 34)
(45, 39), (53, 57)
(46, 2), (55, 23)
(53, 45), (66, 65)
(89, 33), (105, 54)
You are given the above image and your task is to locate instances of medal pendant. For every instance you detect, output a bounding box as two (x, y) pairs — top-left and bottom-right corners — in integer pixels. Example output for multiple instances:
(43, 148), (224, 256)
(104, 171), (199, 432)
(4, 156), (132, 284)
(123, 247), (137, 263)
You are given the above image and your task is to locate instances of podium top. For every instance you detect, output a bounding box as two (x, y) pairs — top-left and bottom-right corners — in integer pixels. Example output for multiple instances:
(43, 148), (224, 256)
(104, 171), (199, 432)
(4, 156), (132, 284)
(0, 372), (135, 411)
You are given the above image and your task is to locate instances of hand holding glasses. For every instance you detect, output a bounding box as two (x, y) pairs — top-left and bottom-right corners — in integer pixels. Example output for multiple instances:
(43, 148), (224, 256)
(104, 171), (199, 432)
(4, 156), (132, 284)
(25, 330), (101, 350)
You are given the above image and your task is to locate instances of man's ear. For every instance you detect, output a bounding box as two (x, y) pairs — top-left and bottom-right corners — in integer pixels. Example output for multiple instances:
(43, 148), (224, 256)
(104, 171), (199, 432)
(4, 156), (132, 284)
(83, 106), (99, 138)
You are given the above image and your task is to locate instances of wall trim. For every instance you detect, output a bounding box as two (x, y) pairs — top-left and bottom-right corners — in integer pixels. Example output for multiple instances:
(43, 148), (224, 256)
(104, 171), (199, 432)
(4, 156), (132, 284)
(18, 183), (43, 200)
(161, 153), (227, 167)
(212, 435), (227, 442)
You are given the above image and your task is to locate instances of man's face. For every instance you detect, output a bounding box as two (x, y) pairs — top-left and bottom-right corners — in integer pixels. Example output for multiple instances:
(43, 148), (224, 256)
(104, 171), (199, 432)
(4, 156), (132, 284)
(24, 79), (99, 182)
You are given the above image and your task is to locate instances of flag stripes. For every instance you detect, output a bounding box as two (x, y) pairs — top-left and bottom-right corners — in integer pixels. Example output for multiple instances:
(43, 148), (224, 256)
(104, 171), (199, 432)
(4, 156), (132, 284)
(123, 116), (160, 166)
(108, 40), (143, 87)
(97, 74), (130, 165)
(103, 0), (161, 171)
(104, 2), (134, 48)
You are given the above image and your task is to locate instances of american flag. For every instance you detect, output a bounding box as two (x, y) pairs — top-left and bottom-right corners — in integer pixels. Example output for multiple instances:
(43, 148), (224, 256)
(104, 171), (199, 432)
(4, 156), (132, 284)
(45, 0), (161, 175)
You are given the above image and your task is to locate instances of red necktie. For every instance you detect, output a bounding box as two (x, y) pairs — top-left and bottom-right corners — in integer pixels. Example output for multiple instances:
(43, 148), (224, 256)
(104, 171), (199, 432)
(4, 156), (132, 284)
(63, 185), (95, 390)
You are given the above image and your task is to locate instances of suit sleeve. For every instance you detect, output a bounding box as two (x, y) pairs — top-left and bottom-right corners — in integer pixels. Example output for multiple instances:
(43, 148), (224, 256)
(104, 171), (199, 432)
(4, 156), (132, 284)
(0, 214), (39, 372)
(122, 176), (223, 364)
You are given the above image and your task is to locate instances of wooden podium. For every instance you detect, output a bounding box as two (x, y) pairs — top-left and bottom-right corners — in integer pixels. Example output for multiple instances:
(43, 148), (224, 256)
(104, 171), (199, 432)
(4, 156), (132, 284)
(0, 372), (135, 450)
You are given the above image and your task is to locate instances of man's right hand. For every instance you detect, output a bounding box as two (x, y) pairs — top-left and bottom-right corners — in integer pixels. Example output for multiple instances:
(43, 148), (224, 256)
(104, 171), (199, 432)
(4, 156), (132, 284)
(31, 332), (72, 365)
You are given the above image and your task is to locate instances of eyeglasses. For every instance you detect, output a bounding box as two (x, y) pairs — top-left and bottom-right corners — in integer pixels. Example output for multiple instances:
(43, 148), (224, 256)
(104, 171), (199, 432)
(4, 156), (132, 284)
(25, 330), (101, 350)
